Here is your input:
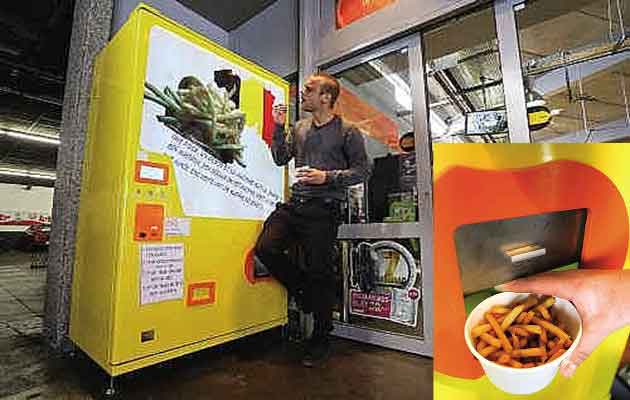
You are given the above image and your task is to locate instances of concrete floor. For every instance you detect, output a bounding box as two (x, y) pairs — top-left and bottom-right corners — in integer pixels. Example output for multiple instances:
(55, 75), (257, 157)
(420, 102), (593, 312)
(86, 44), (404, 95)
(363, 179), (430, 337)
(0, 251), (433, 400)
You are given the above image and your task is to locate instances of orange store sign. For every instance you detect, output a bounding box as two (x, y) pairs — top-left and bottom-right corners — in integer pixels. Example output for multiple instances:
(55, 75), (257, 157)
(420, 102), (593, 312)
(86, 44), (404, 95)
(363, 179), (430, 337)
(336, 0), (397, 29)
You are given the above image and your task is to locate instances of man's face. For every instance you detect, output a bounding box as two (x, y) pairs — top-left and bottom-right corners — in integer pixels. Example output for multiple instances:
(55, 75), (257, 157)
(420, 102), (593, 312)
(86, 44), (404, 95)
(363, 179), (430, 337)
(301, 77), (324, 113)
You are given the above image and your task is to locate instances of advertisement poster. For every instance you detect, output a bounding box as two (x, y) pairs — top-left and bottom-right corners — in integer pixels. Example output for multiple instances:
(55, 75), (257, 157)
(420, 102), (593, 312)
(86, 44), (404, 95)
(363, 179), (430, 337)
(141, 26), (285, 221)
(348, 240), (420, 327)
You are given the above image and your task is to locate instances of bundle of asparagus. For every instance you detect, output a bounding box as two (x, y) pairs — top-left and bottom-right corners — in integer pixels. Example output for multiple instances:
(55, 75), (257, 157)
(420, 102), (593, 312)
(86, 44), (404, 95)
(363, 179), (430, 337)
(144, 76), (247, 166)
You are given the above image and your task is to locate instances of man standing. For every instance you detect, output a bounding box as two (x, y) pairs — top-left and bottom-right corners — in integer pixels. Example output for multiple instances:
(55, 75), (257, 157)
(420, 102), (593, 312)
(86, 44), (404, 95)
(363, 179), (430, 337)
(255, 73), (370, 366)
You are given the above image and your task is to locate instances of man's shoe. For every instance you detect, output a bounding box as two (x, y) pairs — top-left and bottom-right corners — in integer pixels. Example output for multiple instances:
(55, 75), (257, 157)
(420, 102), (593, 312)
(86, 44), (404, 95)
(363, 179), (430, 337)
(301, 336), (330, 368)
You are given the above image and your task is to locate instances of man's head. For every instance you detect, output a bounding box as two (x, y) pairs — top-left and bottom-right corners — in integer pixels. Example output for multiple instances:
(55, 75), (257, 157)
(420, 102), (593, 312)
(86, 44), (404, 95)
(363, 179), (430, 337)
(301, 73), (340, 113)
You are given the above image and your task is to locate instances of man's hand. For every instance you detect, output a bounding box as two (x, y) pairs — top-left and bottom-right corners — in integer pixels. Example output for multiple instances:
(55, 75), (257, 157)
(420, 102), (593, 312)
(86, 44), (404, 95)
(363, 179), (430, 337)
(272, 104), (288, 125)
(496, 269), (630, 378)
(296, 167), (327, 185)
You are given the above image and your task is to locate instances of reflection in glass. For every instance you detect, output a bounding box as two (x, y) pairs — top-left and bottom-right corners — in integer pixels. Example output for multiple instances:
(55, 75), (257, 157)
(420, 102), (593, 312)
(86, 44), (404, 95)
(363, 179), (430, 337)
(423, 7), (509, 143)
(516, 0), (630, 142)
(332, 49), (418, 223)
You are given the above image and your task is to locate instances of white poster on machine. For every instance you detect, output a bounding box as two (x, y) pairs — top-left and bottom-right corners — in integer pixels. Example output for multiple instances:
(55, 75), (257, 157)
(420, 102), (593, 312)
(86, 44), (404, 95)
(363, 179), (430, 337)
(140, 26), (286, 221)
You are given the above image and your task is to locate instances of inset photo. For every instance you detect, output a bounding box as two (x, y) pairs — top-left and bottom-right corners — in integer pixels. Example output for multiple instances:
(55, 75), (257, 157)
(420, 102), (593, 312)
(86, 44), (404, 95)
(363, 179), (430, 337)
(433, 144), (630, 399)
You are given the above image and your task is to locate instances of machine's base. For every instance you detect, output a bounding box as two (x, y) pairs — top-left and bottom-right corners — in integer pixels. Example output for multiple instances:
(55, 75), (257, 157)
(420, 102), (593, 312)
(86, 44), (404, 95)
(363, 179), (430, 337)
(74, 317), (287, 378)
(331, 321), (430, 356)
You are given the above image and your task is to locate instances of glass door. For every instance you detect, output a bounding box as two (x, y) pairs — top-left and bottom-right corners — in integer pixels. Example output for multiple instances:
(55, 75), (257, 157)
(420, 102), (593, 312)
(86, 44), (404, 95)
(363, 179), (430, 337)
(324, 36), (428, 355)
(330, 42), (418, 225)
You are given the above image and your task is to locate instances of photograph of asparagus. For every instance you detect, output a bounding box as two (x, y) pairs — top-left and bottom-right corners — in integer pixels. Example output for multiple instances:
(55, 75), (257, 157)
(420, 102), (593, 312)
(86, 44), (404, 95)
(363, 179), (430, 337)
(144, 75), (247, 166)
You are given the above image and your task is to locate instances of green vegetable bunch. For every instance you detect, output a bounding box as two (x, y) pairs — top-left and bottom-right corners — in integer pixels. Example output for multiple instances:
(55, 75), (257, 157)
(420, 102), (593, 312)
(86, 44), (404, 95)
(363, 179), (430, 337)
(144, 76), (247, 166)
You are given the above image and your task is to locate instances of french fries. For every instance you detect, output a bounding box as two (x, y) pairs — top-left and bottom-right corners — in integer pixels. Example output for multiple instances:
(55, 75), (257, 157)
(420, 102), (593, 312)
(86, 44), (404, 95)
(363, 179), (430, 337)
(471, 324), (492, 338)
(470, 295), (574, 368)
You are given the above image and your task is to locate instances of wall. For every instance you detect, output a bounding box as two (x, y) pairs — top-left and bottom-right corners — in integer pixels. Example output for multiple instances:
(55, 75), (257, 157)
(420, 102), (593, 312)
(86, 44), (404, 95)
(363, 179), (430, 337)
(0, 183), (53, 231)
(0, 183), (53, 214)
(229, 0), (298, 78)
(112, 0), (229, 47)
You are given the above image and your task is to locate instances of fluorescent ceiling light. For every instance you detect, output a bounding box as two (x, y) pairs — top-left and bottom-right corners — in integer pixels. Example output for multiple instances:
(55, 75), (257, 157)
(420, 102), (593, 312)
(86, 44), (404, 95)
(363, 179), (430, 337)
(0, 168), (56, 180)
(0, 128), (60, 145)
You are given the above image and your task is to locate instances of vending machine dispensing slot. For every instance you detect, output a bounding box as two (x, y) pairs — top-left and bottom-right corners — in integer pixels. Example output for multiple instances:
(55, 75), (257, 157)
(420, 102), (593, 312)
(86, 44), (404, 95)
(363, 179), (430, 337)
(454, 209), (587, 295)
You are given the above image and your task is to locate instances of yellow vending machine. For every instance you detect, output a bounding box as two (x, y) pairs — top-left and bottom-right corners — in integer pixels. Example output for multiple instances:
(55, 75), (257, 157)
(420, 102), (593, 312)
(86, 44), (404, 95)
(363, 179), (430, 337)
(70, 4), (289, 377)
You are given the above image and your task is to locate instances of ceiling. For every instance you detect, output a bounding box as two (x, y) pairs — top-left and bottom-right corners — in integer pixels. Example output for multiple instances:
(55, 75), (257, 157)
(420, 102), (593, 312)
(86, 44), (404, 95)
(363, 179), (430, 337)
(424, 0), (630, 143)
(0, 0), (280, 187)
(175, 0), (278, 31)
(0, 0), (73, 186)
(518, 0), (630, 142)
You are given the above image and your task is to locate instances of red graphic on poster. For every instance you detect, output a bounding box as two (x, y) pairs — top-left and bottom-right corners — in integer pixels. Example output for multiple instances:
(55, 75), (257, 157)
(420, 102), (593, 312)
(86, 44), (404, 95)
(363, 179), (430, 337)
(262, 89), (276, 147)
(350, 290), (392, 318)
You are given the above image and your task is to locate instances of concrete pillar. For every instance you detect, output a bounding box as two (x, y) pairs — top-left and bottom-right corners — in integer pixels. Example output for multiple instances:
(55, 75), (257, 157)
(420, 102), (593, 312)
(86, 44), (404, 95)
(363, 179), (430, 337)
(44, 0), (114, 350)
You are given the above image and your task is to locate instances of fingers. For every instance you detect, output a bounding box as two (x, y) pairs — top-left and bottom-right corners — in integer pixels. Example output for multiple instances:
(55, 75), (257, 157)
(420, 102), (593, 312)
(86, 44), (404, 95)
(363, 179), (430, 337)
(494, 271), (580, 301)
(273, 104), (288, 112)
(295, 168), (325, 185)
(295, 168), (312, 179)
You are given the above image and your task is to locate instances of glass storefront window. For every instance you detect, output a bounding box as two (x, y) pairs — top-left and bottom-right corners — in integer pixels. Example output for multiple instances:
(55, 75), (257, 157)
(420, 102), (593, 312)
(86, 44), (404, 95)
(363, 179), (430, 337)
(423, 7), (509, 143)
(332, 48), (418, 224)
(336, 0), (398, 29)
(516, 0), (630, 142)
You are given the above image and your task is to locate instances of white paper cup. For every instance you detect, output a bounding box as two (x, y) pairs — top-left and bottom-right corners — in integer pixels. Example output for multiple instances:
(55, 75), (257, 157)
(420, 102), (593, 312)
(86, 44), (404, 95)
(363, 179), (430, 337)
(464, 292), (582, 395)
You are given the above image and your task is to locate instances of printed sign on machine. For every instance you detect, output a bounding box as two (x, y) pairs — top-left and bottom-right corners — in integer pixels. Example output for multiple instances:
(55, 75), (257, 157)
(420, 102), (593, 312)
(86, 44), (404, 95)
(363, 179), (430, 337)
(140, 243), (185, 305)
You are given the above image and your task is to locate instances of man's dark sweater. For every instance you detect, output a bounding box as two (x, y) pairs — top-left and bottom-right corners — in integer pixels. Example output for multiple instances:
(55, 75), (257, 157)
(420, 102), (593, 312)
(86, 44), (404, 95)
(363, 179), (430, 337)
(271, 115), (370, 201)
